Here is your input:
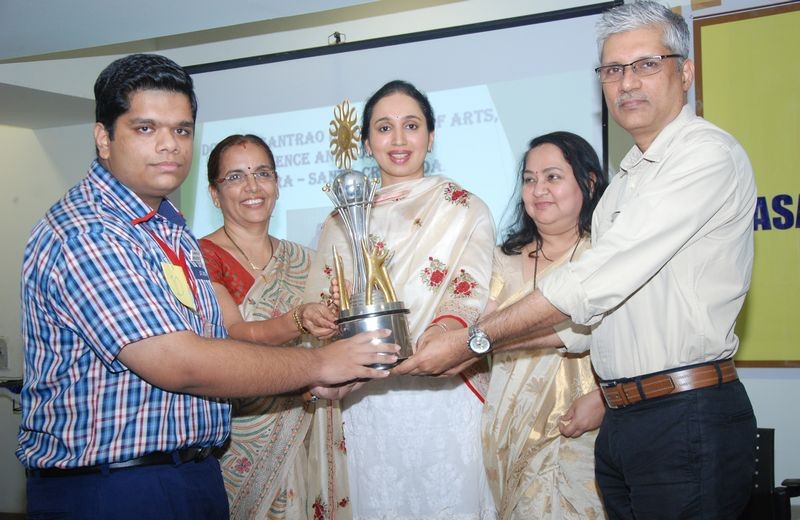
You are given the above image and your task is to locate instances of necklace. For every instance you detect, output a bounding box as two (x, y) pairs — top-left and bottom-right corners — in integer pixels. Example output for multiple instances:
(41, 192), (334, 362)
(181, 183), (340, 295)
(528, 236), (582, 288)
(223, 226), (272, 271)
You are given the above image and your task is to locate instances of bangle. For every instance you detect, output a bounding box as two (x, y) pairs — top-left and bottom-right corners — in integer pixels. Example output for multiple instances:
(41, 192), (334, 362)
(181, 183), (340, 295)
(425, 321), (448, 333)
(292, 307), (309, 335)
(434, 314), (467, 328)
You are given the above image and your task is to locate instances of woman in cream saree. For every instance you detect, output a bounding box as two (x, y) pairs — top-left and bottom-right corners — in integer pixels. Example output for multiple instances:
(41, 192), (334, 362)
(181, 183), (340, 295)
(482, 132), (609, 520)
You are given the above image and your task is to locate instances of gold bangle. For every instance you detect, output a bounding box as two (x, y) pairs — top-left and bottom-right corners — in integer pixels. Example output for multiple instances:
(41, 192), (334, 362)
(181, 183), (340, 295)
(292, 307), (310, 335)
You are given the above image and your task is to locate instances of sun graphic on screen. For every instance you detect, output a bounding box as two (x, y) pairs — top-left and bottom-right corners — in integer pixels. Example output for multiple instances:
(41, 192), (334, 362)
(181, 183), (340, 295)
(329, 99), (361, 170)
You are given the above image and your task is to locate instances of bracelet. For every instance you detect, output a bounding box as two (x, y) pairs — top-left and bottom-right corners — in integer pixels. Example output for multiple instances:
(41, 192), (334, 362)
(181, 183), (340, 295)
(434, 314), (467, 328)
(292, 307), (310, 335)
(425, 321), (448, 333)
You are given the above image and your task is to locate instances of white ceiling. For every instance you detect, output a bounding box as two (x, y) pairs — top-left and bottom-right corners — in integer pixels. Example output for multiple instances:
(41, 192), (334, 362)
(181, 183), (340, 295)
(0, 0), (373, 128)
(0, 0), (372, 61)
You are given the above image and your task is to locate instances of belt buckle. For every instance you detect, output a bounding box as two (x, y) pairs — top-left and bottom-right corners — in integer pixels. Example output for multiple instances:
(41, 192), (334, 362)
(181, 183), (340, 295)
(193, 446), (213, 462)
(599, 380), (622, 409)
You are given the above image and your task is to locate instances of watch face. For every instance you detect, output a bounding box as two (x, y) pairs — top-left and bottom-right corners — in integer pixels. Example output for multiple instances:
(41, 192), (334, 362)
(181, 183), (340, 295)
(468, 326), (491, 354)
(469, 335), (491, 354)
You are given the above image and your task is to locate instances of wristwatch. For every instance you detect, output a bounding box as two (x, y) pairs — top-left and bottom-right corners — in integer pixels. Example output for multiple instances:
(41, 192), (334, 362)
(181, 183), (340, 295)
(467, 324), (492, 355)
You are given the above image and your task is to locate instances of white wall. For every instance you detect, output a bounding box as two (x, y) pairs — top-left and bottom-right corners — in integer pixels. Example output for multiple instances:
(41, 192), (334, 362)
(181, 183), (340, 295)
(0, 123), (93, 513)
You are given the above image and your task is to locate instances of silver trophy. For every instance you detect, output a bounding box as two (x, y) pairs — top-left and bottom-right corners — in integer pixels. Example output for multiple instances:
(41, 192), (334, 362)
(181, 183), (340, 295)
(323, 101), (412, 368)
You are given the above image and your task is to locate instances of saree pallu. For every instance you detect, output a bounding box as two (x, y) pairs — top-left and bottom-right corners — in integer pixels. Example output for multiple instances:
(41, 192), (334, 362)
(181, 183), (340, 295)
(482, 239), (605, 520)
(304, 175), (497, 519)
(212, 240), (315, 520)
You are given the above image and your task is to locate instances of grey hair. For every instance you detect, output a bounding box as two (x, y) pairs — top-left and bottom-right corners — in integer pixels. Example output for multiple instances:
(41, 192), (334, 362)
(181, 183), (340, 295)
(596, 1), (690, 61)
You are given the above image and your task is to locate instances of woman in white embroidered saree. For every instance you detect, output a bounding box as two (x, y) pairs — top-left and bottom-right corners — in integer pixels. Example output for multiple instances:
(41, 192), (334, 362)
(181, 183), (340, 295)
(482, 132), (609, 519)
(303, 81), (496, 519)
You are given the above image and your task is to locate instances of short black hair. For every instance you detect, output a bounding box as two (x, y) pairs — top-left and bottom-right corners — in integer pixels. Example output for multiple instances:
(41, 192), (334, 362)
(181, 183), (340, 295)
(361, 80), (435, 146)
(94, 53), (197, 139)
(501, 131), (608, 255)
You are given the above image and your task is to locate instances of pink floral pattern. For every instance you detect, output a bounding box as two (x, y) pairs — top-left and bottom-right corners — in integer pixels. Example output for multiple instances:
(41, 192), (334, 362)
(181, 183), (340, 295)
(323, 264), (333, 278)
(443, 182), (470, 207)
(368, 233), (386, 252)
(421, 257), (449, 289)
(449, 269), (478, 298)
(233, 457), (252, 474)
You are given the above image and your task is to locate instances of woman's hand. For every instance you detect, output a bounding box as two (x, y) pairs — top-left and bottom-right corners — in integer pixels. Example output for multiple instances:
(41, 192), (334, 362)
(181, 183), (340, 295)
(328, 277), (351, 309)
(307, 381), (365, 401)
(558, 388), (605, 438)
(297, 302), (338, 340)
(414, 322), (447, 354)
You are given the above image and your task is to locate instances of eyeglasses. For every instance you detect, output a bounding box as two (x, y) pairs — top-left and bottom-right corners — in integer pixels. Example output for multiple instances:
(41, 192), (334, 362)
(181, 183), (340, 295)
(595, 54), (683, 83)
(216, 169), (278, 186)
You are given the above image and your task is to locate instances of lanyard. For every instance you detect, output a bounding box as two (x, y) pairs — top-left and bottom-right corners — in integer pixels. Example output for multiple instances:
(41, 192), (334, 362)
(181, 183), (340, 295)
(142, 226), (201, 314)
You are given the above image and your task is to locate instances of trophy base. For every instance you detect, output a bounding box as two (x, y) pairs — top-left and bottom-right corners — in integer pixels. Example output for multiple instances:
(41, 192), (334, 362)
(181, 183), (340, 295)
(337, 301), (412, 369)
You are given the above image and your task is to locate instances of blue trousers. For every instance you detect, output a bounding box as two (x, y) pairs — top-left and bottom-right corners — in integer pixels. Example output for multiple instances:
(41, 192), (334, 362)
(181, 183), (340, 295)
(26, 456), (228, 519)
(595, 380), (756, 519)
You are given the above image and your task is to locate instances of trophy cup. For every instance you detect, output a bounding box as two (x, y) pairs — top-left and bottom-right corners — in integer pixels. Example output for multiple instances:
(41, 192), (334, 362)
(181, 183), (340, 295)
(323, 100), (413, 368)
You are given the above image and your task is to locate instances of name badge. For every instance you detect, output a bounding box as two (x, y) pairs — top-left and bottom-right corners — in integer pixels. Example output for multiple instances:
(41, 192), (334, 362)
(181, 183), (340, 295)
(189, 249), (203, 265)
(161, 262), (196, 311)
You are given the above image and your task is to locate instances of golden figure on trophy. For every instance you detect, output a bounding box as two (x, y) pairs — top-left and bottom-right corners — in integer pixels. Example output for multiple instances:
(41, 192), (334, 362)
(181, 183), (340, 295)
(322, 100), (412, 367)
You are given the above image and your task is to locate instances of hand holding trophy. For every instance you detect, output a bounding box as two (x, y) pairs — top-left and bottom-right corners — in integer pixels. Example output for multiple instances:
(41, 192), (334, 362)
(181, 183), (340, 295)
(323, 100), (412, 368)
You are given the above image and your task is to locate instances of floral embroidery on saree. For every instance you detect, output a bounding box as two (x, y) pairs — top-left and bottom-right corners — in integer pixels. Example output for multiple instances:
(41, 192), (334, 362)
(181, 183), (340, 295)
(450, 268), (479, 298)
(368, 233), (386, 252)
(421, 257), (449, 289)
(443, 182), (470, 207)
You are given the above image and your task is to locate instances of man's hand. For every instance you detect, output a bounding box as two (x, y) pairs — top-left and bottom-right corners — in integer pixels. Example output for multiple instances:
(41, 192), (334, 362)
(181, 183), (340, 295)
(392, 328), (474, 376)
(558, 388), (605, 438)
(315, 329), (399, 385)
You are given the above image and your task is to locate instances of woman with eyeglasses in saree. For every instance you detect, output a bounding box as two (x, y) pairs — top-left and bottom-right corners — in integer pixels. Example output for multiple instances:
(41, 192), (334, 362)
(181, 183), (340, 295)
(199, 134), (338, 519)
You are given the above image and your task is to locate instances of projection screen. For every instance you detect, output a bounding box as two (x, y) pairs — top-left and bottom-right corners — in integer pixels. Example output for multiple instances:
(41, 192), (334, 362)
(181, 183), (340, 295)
(184, 2), (613, 247)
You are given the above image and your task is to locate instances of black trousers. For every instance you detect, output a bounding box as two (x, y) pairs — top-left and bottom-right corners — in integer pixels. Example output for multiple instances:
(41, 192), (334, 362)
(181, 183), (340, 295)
(595, 380), (756, 519)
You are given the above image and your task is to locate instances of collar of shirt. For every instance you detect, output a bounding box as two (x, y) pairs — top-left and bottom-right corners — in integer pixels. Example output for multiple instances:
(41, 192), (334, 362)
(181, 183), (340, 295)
(618, 104), (696, 177)
(87, 159), (185, 227)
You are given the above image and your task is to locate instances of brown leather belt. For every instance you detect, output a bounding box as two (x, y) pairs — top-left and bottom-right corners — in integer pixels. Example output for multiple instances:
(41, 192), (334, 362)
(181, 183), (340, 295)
(599, 359), (737, 409)
(25, 446), (215, 478)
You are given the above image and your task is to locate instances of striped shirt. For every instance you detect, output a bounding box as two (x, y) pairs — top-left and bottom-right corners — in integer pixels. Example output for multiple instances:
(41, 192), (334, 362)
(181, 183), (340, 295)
(18, 160), (230, 469)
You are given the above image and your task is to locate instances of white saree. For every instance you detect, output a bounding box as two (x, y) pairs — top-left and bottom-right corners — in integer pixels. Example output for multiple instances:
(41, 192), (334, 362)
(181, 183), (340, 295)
(304, 175), (497, 520)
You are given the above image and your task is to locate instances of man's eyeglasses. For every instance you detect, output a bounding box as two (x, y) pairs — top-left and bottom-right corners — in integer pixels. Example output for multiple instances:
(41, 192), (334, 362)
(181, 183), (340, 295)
(595, 54), (684, 83)
(216, 169), (278, 186)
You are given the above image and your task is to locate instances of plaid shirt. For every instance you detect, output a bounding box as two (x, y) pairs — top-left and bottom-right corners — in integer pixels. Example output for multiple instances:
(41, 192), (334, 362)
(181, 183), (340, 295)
(18, 160), (230, 469)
